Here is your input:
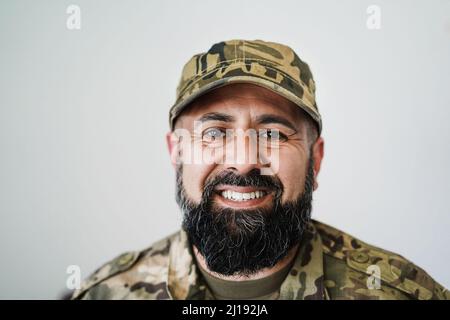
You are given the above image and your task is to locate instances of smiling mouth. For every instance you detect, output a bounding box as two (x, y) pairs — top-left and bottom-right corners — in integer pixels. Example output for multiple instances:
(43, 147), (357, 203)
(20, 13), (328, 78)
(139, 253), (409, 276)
(213, 186), (273, 207)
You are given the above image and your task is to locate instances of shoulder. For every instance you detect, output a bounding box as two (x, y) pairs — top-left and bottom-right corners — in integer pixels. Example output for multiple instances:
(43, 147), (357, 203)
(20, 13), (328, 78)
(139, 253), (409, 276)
(313, 220), (449, 300)
(71, 230), (182, 300)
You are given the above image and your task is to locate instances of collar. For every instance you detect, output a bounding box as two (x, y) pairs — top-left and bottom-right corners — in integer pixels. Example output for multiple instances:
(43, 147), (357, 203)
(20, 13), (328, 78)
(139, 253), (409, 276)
(279, 223), (326, 299)
(167, 222), (326, 300)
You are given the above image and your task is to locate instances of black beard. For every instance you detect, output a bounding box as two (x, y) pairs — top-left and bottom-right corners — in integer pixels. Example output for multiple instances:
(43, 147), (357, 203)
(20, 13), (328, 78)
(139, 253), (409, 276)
(176, 158), (314, 276)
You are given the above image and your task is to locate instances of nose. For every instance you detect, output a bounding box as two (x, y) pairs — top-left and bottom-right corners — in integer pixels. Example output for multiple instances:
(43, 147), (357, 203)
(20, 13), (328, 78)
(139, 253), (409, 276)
(222, 130), (270, 175)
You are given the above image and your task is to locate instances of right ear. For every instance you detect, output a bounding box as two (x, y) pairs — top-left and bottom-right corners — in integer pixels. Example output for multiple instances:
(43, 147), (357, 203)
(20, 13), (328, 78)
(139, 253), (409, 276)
(166, 131), (179, 169)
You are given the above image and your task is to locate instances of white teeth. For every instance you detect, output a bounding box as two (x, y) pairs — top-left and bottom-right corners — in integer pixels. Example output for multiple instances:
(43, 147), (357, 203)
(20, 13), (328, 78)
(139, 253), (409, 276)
(220, 190), (266, 201)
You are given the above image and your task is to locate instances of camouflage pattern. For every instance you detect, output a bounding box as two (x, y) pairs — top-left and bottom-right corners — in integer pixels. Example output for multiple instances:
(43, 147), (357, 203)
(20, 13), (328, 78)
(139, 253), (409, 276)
(169, 39), (322, 134)
(71, 220), (449, 300)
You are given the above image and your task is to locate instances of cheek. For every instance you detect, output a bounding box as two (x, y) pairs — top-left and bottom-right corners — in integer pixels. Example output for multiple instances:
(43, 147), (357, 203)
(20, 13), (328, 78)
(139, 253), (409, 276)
(277, 150), (308, 202)
(182, 163), (215, 202)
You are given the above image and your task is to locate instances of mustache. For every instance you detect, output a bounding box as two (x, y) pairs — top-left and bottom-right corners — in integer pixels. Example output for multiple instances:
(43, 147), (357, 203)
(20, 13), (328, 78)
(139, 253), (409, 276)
(202, 168), (283, 199)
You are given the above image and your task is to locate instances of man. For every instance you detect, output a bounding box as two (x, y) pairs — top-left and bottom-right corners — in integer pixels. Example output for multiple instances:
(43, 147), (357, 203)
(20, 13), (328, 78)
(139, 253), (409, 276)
(72, 39), (448, 300)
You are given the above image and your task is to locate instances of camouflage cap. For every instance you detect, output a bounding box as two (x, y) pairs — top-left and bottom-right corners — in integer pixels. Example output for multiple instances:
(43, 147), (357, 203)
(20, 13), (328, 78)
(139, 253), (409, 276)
(169, 39), (322, 134)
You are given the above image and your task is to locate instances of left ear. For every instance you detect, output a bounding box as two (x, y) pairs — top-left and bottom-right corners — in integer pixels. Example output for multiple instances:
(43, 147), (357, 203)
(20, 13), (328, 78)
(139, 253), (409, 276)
(311, 137), (324, 190)
(166, 131), (179, 169)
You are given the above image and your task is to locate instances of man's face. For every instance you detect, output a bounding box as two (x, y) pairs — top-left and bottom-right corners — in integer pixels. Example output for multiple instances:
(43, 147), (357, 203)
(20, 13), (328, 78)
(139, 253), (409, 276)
(167, 83), (324, 275)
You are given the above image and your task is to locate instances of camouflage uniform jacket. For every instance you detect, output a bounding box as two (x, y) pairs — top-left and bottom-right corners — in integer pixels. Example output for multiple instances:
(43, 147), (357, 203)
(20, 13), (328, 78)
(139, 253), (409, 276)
(72, 220), (449, 300)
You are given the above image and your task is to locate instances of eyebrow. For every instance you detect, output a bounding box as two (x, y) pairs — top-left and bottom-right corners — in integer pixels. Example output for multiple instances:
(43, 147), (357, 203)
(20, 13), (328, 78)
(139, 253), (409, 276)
(255, 114), (297, 131)
(196, 112), (297, 132)
(197, 112), (235, 123)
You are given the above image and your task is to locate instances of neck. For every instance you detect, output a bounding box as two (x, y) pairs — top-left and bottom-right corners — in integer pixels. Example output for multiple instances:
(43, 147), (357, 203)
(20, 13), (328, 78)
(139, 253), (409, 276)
(193, 244), (299, 281)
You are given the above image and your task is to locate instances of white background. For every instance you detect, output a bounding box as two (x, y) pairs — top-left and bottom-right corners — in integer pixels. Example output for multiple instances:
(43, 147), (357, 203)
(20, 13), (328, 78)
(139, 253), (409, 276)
(0, 0), (449, 299)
